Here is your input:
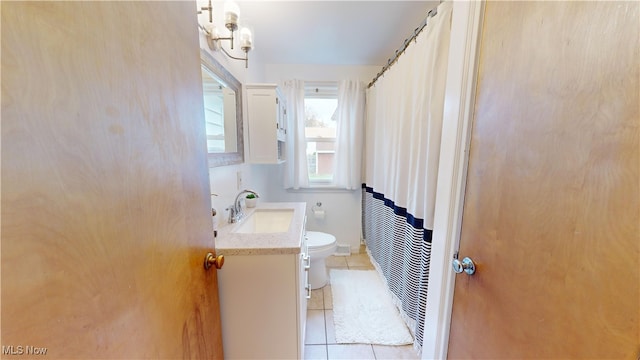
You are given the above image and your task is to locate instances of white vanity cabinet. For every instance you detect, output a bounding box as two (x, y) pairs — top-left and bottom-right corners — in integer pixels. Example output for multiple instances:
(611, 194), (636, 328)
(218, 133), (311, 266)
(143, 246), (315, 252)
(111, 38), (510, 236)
(245, 83), (287, 164)
(216, 216), (309, 359)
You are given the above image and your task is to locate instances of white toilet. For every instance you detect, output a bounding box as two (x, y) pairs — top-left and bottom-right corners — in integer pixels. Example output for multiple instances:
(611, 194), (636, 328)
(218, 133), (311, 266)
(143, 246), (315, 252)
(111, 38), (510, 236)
(306, 231), (337, 289)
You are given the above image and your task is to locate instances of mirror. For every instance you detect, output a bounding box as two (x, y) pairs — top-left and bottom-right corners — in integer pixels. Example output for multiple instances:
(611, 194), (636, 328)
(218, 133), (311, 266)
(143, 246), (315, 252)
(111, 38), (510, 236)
(202, 68), (237, 153)
(200, 48), (244, 167)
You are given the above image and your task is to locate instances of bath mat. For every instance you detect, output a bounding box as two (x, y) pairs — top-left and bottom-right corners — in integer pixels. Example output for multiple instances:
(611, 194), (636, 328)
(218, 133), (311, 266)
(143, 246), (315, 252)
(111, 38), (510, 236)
(330, 269), (413, 345)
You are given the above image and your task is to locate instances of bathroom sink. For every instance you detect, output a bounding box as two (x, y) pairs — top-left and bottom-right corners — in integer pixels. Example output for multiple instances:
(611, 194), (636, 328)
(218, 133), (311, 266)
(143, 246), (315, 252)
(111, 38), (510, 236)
(233, 209), (294, 234)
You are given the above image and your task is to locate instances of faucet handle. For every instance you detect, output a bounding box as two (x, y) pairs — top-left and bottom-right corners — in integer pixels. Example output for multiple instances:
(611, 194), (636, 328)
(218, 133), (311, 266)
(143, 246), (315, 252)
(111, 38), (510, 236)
(225, 205), (237, 223)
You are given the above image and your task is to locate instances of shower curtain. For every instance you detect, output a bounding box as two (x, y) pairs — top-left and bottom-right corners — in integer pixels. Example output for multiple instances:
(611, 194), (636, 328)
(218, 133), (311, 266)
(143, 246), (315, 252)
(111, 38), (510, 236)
(362, 1), (452, 352)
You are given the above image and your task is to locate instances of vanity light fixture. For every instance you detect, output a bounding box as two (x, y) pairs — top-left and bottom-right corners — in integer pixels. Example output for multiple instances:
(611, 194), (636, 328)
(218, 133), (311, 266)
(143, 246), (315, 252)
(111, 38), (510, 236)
(198, 0), (253, 68)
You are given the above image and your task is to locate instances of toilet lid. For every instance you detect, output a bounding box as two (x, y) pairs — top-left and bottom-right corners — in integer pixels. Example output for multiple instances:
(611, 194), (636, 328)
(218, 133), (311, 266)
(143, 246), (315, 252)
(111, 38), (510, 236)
(306, 231), (336, 249)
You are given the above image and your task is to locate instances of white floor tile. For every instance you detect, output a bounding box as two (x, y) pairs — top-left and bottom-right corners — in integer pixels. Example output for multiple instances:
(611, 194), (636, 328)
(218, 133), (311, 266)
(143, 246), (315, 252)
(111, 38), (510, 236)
(323, 285), (333, 309)
(308, 288), (324, 310)
(305, 345), (328, 360)
(305, 310), (327, 345)
(326, 256), (348, 268)
(348, 265), (375, 271)
(372, 344), (419, 360)
(327, 344), (375, 359)
(346, 253), (372, 268)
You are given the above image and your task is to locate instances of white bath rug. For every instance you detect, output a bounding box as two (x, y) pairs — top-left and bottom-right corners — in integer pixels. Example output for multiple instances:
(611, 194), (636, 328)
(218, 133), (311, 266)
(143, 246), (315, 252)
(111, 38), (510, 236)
(330, 269), (413, 345)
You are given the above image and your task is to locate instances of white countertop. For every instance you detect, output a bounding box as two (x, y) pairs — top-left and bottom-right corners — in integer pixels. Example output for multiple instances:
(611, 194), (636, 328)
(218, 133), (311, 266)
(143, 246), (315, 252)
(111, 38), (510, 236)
(215, 202), (307, 256)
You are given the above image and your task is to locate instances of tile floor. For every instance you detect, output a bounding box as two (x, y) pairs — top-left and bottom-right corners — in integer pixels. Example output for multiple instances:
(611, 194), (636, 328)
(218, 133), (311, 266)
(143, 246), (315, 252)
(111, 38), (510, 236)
(304, 247), (419, 360)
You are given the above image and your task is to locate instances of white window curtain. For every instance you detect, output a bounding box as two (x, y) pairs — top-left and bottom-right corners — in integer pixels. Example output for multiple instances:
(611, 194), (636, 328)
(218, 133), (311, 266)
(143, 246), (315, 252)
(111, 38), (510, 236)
(333, 80), (365, 189)
(283, 79), (309, 189)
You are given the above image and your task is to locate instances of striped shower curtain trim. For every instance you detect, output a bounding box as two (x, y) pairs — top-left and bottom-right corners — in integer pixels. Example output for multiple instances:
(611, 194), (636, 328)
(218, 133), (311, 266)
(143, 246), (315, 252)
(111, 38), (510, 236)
(365, 186), (430, 241)
(361, 184), (433, 351)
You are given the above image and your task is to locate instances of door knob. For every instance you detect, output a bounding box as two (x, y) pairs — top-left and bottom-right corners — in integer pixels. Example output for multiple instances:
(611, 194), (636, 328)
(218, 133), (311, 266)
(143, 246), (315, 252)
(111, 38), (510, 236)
(452, 256), (475, 275)
(204, 252), (224, 270)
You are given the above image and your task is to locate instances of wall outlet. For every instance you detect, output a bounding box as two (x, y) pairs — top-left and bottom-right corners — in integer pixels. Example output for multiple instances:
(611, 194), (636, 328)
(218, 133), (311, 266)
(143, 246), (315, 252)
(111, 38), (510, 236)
(236, 171), (243, 190)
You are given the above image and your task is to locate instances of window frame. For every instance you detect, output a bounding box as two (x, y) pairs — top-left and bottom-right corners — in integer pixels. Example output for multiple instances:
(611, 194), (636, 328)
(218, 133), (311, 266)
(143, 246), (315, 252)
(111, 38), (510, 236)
(304, 82), (338, 186)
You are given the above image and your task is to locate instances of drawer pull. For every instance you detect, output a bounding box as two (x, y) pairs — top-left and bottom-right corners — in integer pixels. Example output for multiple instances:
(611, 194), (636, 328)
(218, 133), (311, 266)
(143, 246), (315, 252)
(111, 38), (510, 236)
(304, 254), (311, 270)
(304, 255), (311, 299)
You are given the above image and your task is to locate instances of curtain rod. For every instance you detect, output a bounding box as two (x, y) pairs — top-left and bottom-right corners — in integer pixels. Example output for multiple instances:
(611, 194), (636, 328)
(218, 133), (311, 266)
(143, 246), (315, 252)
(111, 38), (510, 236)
(367, 5), (440, 89)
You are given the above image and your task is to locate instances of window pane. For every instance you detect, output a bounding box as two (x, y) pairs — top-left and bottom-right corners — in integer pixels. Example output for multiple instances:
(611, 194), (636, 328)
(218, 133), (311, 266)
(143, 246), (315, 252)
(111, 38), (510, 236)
(306, 141), (335, 182)
(304, 98), (337, 138)
(305, 97), (337, 183)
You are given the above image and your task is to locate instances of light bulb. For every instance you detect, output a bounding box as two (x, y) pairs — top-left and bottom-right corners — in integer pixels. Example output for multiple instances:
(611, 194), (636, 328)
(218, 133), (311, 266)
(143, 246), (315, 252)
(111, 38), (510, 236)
(224, 1), (240, 31)
(240, 27), (253, 50)
(204, 23), (216, 37)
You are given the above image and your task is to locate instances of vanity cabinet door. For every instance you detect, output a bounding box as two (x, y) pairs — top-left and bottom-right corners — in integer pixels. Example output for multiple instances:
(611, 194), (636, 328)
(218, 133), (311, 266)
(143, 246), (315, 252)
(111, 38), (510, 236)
(217, 253), (302, 359)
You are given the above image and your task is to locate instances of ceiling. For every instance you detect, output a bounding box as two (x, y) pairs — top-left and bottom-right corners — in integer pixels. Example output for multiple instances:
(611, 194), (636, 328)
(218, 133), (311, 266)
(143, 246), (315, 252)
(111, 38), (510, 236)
(230, 1), (441, 66)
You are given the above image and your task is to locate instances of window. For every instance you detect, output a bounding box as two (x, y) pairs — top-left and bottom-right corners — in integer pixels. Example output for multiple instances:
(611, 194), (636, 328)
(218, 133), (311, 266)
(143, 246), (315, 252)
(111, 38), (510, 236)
(304, 83), (338, 184)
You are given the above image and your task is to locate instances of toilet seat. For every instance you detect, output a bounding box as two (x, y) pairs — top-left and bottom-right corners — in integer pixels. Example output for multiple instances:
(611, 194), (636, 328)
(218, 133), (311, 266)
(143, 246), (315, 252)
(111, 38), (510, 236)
(306, 231), (336, 253)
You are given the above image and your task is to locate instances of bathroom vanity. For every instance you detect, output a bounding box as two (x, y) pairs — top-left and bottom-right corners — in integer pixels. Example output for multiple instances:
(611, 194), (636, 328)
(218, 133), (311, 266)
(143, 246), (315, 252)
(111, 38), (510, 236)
(215, 202), (308, 359)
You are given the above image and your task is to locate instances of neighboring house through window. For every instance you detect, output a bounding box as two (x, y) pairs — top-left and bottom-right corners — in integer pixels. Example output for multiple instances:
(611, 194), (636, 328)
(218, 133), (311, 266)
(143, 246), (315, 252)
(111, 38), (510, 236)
(304, 82), (338, 184)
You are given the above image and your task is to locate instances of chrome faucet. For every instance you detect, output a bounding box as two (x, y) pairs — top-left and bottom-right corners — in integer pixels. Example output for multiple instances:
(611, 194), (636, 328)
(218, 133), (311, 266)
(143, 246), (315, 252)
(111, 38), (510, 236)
(227, 189), (260, 223)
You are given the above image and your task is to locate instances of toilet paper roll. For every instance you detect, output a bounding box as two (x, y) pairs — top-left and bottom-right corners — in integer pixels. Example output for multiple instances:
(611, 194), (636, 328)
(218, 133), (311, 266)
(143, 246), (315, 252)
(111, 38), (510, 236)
(313, 209), (325, 220)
